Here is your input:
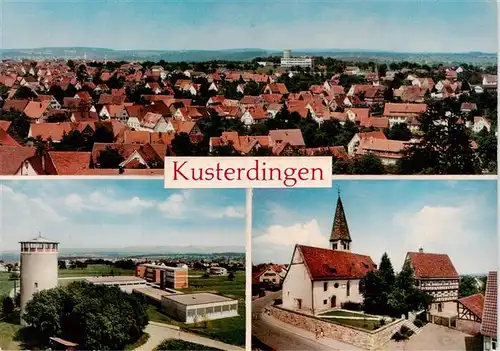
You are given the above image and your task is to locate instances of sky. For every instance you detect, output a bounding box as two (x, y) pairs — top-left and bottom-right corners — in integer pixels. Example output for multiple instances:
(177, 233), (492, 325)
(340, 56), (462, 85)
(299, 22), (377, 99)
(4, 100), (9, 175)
(2, 0), (498, 53)
(252, 180), (498, 275)
(0, 180), (245, 251)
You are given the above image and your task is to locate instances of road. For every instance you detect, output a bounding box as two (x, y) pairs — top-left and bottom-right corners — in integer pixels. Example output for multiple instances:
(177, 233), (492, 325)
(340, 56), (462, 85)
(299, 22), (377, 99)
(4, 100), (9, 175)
(252, 291), (327, 350)
(137, 322), (244, 351)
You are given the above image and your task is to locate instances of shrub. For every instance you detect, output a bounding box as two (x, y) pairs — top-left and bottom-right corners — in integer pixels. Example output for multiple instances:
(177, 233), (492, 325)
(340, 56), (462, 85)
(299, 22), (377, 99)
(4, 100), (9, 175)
(379, 318), (386, 326)
(391, 331), (408, 341)
(341, 301), (363, 311)
(414, 319), (423, 328)
(1, 296), (14, 314)
(400, 325), (410, 335)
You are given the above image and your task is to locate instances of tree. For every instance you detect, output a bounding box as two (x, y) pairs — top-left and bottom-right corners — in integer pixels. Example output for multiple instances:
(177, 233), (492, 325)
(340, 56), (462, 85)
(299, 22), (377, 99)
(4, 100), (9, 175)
(58, 260), (67, 269)
(1, 111), (31, 141)
(459, 275), (480, 298)
(13, 86), (37, 100)
(398, 101), (480, 174)
(23, 281), (148, 350)
(210, 142), (240, 156)
(94, 122), (116, 143)
(2, 296), (14, 314)
(97, 147), (124, 168)
(477, 130), (497, 173)
(228, 272), (235, 281)
(386, 123), (412, 141)
(351, 154), (386, 174)
(379, 253), (396, 290)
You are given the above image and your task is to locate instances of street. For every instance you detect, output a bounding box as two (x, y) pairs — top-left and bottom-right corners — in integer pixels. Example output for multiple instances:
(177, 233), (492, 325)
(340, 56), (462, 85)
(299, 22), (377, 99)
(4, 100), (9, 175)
(252, 291), (337, 351)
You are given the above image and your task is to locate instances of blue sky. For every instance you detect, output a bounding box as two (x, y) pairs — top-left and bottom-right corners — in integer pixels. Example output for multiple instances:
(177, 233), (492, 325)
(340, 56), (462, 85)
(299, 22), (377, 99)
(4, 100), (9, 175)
(252, 180), (498, 275)
(2, 0), (497, 52)
(0, 180), (245, 251)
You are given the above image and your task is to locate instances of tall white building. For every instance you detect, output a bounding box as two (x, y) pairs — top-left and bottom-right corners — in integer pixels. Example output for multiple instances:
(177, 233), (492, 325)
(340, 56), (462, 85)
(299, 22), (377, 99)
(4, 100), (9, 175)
(19, 233), (59, 325)
(280, 49), (314, 68)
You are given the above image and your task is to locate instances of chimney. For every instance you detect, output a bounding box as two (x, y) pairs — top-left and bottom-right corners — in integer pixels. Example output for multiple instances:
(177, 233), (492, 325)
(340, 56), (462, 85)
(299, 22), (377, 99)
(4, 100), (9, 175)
(419, 247), (423, 253)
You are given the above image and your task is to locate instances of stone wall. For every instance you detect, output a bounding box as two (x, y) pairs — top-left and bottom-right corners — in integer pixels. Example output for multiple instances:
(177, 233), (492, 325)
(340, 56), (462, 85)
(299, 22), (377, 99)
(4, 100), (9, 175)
(269, 305), (405, 350)
(456, 319), (481, 336)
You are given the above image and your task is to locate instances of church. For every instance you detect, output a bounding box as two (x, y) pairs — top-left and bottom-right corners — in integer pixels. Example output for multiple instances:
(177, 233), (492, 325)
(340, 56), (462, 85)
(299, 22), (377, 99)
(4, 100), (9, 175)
(281, 194), (377, 315)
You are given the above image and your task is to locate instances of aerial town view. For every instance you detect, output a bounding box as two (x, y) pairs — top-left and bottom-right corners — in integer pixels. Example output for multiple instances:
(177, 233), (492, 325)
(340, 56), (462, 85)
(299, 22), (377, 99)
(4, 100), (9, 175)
(251, 180), (497, 351)
(0, 180), (246, 350)
(0, 1), (497, 175)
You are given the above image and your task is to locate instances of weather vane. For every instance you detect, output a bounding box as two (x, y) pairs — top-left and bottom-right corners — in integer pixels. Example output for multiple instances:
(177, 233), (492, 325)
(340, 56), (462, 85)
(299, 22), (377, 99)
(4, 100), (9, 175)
(337, 185), (341, 196)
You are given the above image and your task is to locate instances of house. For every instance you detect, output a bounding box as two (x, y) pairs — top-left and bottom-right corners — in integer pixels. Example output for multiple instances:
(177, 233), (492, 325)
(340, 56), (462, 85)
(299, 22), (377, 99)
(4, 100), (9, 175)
(282, 195), (376, 314)
(481, 75), (497, 92)
(263, 83), (289, 95)
(383, 103), (427, 127)
(394, 86), (427, 103)
(240, 106), (268, 125)
(344, 66), (360, 75)
(253, 264), (286, 285)
(403, 249), (459, 326)
(347, 131), (386, 157)
(356, 137), (408, 166)
(38, 95), (62, 110)
(470, 116), (491, 133)
(23, 100), (52, 123)
(480, 271), (497, 351)
(456, 293), (484, 335)
(461, 102), (477, 113)
(119, 143), (164, 169)
(139, 112), (170, 133)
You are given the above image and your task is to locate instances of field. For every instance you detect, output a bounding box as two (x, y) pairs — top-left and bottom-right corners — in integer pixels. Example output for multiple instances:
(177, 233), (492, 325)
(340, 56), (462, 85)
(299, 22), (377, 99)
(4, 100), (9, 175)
(58, 264), (135, 277)
(147, 271), (245, 346)
(0, 272), (18, 296)
(0, 313), (22, 350)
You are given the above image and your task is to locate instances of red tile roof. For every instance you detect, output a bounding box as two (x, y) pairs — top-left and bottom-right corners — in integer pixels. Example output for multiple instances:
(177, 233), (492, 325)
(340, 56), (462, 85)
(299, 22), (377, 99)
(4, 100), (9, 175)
(47, 152), (91, 175)
(481, 271), (497, 338)
(298, 245), (376, 281)
(0, 121), (12, 132)
(0, 129), (20, 146)
(0, 146), (37, 175)
(458, 293), (484, 319)
(406, 252), (459, 279)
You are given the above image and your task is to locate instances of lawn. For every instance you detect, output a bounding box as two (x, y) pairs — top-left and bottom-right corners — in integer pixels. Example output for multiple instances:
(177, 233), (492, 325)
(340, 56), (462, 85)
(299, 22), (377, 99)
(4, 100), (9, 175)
(154, 339), (221, 351)
(58, 264), (135, 277)
(322, 317), (381, 331)
(0, 313), (22, 350)
(0, 272), (17, 296)
(183, 271), (245, 298)
(147, 271), (246, 346)
(320, 310), (376, 318)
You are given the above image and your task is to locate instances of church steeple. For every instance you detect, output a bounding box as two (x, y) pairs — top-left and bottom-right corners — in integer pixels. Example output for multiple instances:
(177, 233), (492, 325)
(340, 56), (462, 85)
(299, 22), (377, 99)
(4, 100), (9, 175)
(330, 192), (352, 252)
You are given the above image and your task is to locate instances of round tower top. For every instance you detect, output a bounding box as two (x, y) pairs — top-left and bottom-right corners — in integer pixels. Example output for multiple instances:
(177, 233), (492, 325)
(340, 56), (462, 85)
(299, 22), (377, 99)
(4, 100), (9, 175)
(19, 232), (59, 245)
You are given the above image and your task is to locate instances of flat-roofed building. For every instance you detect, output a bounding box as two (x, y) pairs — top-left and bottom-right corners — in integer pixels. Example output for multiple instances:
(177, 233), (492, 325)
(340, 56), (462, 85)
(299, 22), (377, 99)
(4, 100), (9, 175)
(85, 276), (147, 293)
(280, 50), (314, 68)
(136, 263), (188, 289)
(161, 292), (238, 324)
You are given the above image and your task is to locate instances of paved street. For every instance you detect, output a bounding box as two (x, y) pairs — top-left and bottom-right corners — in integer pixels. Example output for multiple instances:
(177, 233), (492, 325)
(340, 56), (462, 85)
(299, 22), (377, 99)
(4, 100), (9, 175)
(252, 291), (361, 351)
(137, 322), (244, 351)
(386, 323), (483, 351)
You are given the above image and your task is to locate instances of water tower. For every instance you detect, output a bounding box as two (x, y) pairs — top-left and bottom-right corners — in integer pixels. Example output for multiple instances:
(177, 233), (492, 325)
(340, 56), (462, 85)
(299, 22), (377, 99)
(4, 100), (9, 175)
(19, 233), (59, 325)
(283, 49), (292, 59)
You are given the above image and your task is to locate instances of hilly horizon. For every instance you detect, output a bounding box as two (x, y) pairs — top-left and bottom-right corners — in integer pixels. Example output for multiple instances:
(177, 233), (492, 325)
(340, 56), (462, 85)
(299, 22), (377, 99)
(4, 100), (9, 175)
(1, 46), (496, 64)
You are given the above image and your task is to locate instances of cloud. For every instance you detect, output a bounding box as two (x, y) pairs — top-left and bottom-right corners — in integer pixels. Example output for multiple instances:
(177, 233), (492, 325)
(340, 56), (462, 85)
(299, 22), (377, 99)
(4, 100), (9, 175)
(157, 191), (244, 219)
(254, 219), (328, 248)
(393, 203), (473, 250)
(1, 184), (65, 223)
(63, 191), (155, 214)
(157, 191), (190, 218)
